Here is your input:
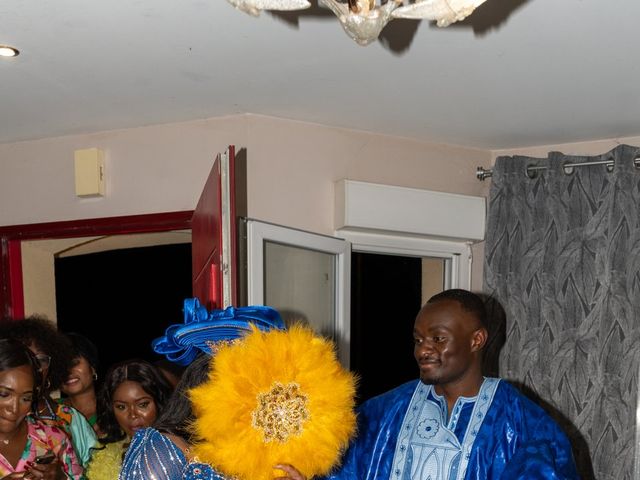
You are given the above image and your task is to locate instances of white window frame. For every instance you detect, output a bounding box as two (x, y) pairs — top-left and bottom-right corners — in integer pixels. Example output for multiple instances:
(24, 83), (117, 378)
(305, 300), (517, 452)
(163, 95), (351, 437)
(336, 229), (472, 291)
(245, 219), (351, 367)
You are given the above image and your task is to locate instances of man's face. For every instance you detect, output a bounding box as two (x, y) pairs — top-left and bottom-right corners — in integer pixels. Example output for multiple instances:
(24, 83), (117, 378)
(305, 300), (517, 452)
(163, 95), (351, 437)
(413, 299), (485, 387)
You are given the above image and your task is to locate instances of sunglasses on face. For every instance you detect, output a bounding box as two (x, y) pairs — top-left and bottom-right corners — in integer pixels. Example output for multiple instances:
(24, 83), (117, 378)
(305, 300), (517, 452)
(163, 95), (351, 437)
(34, 354), (51, 369)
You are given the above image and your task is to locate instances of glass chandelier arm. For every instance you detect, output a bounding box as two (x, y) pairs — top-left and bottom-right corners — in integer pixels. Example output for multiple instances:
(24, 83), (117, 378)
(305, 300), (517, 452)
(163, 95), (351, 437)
(226, 0), (491, 45)
(226, 0), (261, 16)
(392, 0), (487, 26)
(226, 0), (311, 16)
(318, 0), (350, 18)
(253, 0), (311, 10)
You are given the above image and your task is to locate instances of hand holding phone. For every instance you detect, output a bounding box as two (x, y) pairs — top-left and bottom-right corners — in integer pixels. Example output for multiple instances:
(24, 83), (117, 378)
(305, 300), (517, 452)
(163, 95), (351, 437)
(26, 451), (60, 480)
(34, 452), (56, 464)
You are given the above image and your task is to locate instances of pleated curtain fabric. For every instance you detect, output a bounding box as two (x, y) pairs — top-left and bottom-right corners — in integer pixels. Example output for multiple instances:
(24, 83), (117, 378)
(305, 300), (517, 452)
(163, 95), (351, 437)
(483, 144), (640, 480)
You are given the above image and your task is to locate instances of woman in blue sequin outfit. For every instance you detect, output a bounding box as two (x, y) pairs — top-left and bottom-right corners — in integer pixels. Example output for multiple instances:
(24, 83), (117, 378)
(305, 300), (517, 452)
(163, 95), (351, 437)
(120, 354), (222, 479)
(120, 300), (288, 480)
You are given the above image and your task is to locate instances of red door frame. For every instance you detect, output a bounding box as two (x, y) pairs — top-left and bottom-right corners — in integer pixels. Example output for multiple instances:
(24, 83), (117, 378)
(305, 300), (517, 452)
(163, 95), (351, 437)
(0, 211), (193, 320)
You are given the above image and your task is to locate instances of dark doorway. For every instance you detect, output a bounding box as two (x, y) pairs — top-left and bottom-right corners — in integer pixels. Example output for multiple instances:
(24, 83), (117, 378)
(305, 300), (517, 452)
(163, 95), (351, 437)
(55, 243), (192, 378)
(350, 252), (424, 404)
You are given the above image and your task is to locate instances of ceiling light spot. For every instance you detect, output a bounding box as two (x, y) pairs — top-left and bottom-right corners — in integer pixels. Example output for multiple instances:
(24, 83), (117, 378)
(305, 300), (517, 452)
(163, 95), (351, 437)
(0, 45), (20, 57)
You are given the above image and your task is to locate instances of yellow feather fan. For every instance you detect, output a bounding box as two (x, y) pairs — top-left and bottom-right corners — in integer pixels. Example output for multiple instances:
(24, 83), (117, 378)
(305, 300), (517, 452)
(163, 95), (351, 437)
(189, 324), (357, 480)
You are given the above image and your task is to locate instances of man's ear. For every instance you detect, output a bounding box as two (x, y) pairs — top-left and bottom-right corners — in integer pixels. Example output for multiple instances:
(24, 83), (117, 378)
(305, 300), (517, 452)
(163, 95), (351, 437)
(470, 327), (488, 352)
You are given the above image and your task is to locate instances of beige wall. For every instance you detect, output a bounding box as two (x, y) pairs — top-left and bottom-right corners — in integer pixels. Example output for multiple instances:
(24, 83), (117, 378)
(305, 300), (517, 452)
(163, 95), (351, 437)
(12, 116), (635, 312)
(0, 115), (248, 226)
(245, 115), (490, 236)
(244, 115), (490, 291)
(0, 114), (491, 289)
(7, 117), (637, 294)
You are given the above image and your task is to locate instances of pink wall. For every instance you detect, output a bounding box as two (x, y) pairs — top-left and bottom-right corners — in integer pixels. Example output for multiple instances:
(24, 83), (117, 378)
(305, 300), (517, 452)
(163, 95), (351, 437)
(0, 114), (489, 228)
(0, 115), (248, 226)
(3, 118), (635, 295)
(244, 115), (490, 291)
(245, 115), (489, 235)
(0, 114), (490, 289)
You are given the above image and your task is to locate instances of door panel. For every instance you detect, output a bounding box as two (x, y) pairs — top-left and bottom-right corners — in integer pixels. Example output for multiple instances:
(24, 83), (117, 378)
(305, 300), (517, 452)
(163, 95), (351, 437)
(191, 156), (222, 310)
(244, 219), (350, 366)
(191, 146), (237, 309)
(264, 241), (336, 337)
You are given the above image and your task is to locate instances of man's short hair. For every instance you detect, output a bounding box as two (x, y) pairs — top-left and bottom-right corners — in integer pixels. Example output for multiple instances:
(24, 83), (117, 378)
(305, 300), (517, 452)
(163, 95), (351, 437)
(427, 289), (487, 328)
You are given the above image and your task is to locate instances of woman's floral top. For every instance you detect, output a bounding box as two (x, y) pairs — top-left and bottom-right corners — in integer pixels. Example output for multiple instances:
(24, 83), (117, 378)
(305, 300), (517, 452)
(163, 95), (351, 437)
(0, 416), (85, 479)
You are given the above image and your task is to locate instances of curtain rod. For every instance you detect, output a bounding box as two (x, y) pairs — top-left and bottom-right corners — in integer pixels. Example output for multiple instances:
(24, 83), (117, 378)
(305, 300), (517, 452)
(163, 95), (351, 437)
(476, 156), (640, 181)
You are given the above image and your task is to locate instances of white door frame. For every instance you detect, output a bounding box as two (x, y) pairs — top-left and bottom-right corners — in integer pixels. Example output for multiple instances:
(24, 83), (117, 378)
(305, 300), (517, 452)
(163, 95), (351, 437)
(336, 229), (473, 291)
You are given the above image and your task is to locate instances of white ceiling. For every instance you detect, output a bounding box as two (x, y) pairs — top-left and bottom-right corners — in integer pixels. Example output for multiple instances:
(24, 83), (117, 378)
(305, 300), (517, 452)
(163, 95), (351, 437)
(1, 0), (639, 149)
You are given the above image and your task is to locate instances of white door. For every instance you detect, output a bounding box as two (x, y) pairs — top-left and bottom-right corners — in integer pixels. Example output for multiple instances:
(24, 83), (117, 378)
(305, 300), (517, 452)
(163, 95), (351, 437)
(244, 219), (350, 367)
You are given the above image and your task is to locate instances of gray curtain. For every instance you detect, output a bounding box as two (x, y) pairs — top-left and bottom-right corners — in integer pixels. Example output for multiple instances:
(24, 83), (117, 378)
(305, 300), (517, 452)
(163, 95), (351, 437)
(484, 144), (640, 480)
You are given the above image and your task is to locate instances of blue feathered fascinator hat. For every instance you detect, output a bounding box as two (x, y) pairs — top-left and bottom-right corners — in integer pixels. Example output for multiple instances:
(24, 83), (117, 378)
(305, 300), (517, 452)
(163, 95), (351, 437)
(152, 298), (285, 366)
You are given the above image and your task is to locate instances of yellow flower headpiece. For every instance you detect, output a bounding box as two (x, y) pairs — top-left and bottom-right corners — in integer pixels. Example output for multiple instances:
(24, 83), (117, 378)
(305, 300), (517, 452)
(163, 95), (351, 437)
(189, 324), (357, 480)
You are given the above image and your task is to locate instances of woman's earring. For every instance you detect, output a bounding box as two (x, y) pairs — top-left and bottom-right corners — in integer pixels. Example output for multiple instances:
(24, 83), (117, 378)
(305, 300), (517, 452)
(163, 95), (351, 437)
(92, 371), (98, 381)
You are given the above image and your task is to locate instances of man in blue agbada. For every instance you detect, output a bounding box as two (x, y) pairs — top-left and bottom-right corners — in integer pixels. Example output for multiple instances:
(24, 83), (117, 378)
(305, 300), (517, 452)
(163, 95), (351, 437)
(280, 288), (579, 480)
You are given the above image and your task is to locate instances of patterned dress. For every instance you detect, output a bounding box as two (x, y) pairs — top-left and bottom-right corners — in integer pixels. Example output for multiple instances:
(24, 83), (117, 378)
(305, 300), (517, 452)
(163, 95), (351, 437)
(0, 416), (85, 479)
(120, 428), (226, 480)
(39, 400), (98, 467)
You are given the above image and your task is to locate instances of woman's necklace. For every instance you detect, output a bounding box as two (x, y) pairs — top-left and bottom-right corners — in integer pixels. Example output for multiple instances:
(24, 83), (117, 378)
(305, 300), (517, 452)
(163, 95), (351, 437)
(0, 427), (20, 445)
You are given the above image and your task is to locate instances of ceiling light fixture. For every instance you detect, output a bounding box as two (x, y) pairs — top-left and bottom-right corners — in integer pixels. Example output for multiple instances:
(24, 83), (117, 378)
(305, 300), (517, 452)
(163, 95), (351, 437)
(0, 45), (20, 57)
(226, 0), (488, 45)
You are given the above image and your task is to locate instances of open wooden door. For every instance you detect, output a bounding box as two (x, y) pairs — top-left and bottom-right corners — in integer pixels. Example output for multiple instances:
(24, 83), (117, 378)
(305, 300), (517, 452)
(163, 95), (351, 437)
(191, 146), (239, 310)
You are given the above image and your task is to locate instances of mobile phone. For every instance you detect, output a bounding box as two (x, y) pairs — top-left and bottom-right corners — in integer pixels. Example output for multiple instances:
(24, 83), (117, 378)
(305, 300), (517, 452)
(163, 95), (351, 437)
(35, 452), (56, 465)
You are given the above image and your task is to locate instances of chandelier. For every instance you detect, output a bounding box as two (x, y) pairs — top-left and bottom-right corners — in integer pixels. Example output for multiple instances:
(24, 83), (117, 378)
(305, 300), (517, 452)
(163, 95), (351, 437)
(226, 0), (489, 45)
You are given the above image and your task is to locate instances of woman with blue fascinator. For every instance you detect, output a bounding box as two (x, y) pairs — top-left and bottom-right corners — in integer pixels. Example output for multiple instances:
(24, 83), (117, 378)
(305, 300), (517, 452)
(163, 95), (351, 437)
(119, 299), (287, 480)
(120, 298), (356, 480)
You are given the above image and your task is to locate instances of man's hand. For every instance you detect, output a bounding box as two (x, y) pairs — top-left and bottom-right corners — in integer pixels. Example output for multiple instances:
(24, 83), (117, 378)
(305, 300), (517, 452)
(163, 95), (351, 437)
(274, 463), (308, 480)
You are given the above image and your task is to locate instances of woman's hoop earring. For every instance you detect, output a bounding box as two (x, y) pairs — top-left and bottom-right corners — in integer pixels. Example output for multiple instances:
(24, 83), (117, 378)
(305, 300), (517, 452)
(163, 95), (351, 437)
(92, 372), (98, 381)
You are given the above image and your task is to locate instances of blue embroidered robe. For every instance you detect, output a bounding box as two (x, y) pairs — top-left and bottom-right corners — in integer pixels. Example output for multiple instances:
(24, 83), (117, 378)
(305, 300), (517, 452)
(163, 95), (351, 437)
(326, 378), (579, 480)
